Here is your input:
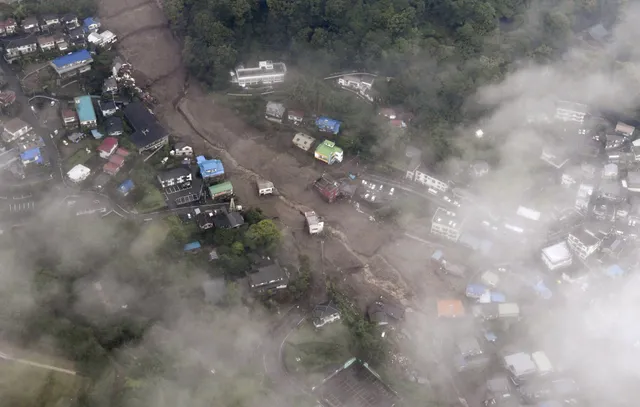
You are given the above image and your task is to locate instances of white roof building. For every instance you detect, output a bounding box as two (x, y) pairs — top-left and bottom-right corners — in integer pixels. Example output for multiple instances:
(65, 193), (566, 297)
(233, 60), (286, 88)
(531, 351), (553, 374)
(541, 240), (572, 271)
(305, 211), (324, 234)
(516, 206), (541, 221)
(504, 352), (537, 378)
(431, 207), (463, 242)
(67, 164), (91, 183)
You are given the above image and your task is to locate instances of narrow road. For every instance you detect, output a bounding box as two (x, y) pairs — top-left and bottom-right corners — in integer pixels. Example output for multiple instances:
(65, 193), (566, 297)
(0, 352), (77, 376)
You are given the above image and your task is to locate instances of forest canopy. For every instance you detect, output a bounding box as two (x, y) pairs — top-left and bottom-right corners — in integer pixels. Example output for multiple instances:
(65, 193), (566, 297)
(164, 0), (625, 162)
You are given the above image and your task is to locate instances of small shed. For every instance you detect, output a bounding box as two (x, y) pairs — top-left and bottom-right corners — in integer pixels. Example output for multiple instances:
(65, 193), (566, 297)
(184, 241), (202, 252)
(466, 284), (488, 299)
(118, 179), (134, 196)
(257, 180), (274, 196)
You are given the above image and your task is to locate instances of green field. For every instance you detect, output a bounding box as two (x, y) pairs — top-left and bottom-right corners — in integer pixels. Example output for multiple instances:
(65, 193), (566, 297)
(0, 360), (86, 407)
(282, 320), (352, 385)
(63, 148), (91, 172)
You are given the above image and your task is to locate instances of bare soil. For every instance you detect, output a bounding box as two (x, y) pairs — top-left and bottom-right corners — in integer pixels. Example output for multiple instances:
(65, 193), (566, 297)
(97, 0), (449, 307)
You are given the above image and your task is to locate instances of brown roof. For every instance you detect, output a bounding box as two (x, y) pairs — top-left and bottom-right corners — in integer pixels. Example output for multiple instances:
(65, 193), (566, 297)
(37, 36), (54, 45)
(108, 154), (125, 166)
(437, 299), (465, 318)
(103, 162), (120, 175)
(62, 109), (77, 119)
(115, 148), (130, 157)
(3, 117), (29, 134)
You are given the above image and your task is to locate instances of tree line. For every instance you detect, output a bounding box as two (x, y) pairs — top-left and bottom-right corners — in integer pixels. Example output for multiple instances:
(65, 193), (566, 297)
(163, 0), (625, 163)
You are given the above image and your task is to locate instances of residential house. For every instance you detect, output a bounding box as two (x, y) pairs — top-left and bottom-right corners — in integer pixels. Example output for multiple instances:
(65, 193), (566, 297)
(616, 122), (635, 137)
(98, 100), (117, 117)
(305, 211), (324, 234)
(598, 180), (625, 202)
(87, 31), (102, 46)
(257, 180), (274, 196)
(37, 35), (55, 51)
(95, 30), (117, 47)
(0, 19), (17, 36)
(389, 119), (407, 130)
(20, 147), (43, 165)
(102, 76), (117, 94)
(4, 37), (38, 59)
(158, 167), (192, 188)
(118, 179), (134, 196)
(232, 60), (286, 87)
(412, 169), (448, 192)
(378, 107), (397, 120)
(541, 241), (573, 271)
(208, 181), (234, 200)
(2, 118), (32, 143)
(171, 142), (193, 157)
(602, 163), (619, 180)
(0, 90), (16, 108)
(213, 208), (245, 229)
(56, 40), (68, 52)
(431, 207), (463, 242)
(123, 101), (168, 152)
(50, 49), (93, 77)
(195, 210), (215, 230)
(605, 134), (626, 150)
(197, 156), (224, 180)
(42, 14), (60, 27)
(316, 116), (341, 134)
(61, 14), (79, 29)
(540, 147), (569, 169)
(555, 101), (588, 124)
(68, 27), (84, 43)
(314, 140), (343, 165)
(403, 146), (422, 180)
(74, 95), (97, 128)
(265, 101), (285, 123)
(68, 133), (84, 143)
(61, 109), (78, 128)
(83, 17), (100, 32)
(287, 110), (303, 125)
(67, 164), (90, 183)
(21, 17), (39, 33)
(312, 301), (341, 328)
(248, 262), (288, 292)
(568, 227), (604, 260)
(104, 153), (126, 175)
(105, 117), (123, 136)
(367, 299), (405, 326)
(292, 133), (315, 151)
(337, 75), (374, 101)
(97, 137), (118, 159)
(626, 171), (640, 193)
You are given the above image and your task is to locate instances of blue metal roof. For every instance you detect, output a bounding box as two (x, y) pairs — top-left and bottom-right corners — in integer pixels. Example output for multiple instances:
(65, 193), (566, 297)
(198, 158), (224, 178)
(52, 49), (91, 68)
(118, 179), (134, 194)
(316, 117), (341, 134)
(91, 129), (103, 139)
(534, 280), (553, 299)
(431, 250), (443, 261)
(20, 147), (42, 164)
(184, 241), (202, 251)
(490, 292), (506, 303)
(75, 95), (96, 124)
(466, 284), (488, 298)
(606, 264), (625, 277)
(83, 17), (96, 28)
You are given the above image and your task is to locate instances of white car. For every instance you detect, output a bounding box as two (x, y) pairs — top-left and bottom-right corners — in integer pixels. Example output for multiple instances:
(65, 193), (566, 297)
(443, 196), (452, 203)
(62, 140), (68, 146)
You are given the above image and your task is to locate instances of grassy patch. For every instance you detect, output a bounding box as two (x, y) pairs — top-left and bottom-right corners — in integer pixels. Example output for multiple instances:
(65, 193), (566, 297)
(0, 360), (86, 407)
(134, 187), (166, 213)
(63, 148), (91, 172)
(283, 320), (351, 385)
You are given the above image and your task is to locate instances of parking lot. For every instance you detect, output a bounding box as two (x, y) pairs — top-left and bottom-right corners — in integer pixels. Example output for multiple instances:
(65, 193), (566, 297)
(7, 201), (35, 212)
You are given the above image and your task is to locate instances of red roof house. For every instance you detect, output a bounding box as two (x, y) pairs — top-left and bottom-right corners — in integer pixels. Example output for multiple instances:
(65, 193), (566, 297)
(108, 154), (125, 167)
(114, 147), (130, 158)
(103, 161), (121, 175)
(97, 137), (118, 159)
(62, 109), (78, 126)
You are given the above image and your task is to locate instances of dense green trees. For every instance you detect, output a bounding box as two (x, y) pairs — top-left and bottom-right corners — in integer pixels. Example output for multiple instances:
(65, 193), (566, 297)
(165, 0), (622, 163)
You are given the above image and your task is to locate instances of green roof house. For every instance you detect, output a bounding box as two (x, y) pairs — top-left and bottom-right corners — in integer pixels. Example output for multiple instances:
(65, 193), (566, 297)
(314, 140), (344, 165)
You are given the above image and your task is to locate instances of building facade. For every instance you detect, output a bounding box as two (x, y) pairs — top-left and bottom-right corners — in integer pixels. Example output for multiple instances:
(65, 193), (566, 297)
(431, 207), (463, 242)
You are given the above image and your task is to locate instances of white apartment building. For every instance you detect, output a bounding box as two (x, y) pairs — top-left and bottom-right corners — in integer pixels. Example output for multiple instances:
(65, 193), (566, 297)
(410, 168), (449, 192)
(567, 227), (603, 260)
(431, 207), (463, 242)
(541, 241), (572, 271)
(555, 101), (588, 124)
(232, 60), (286, 88)
(2, 118), (33, 143)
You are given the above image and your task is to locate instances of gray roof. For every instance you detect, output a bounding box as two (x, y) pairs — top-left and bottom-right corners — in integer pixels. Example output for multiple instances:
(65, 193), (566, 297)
(158, 166), (190, 182)
(312, 300), (340, 319)
(248, 263), (287, 288)
(589, 23), (608, 42)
